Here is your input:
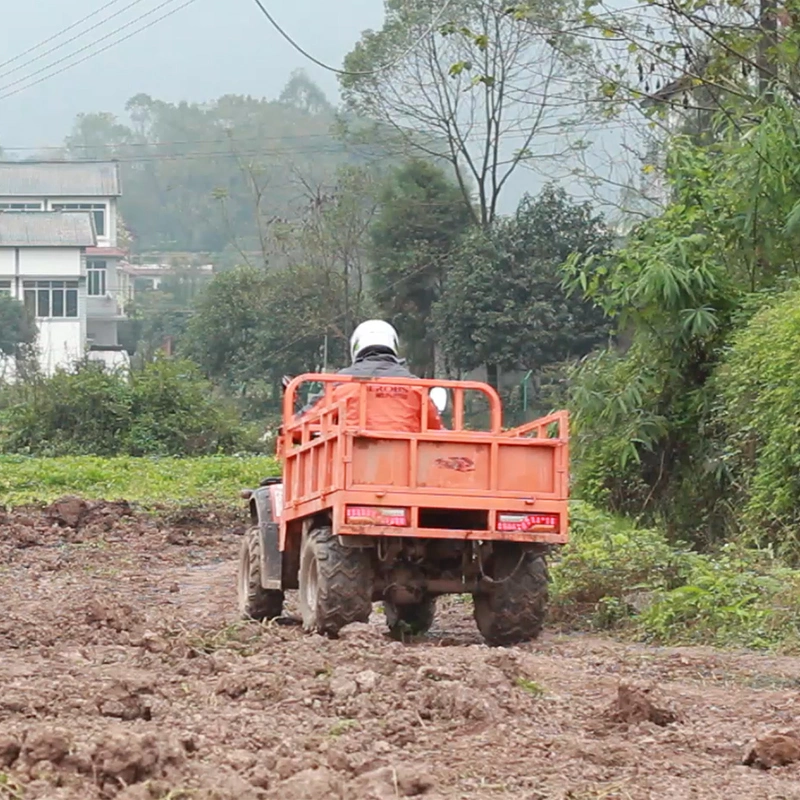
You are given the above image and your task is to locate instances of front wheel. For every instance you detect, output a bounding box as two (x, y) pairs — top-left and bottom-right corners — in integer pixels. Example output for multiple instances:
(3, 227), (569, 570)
(298, 527), (374, 636)
(473, 546), (548, 646)
(237, 526), (284, 621)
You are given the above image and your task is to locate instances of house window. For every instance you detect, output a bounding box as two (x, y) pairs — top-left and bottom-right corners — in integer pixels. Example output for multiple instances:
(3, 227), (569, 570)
(0, 280), (11, 295)
(0, 202), (43, 212)
(23, 280), (78, 319)
(51, 203), (106, 236)
(87, 260), (107, 296)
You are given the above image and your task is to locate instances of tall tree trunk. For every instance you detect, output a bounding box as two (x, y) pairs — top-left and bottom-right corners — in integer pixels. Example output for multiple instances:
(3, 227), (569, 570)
(758, 0), (778, 100)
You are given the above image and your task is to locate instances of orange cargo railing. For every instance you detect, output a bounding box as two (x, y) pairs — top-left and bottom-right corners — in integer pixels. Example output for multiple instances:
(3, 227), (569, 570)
(279, 374), (569, 545)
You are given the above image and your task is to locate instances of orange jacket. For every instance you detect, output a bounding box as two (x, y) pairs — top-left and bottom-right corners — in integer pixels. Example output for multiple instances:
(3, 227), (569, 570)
(329, 381), (444, 432)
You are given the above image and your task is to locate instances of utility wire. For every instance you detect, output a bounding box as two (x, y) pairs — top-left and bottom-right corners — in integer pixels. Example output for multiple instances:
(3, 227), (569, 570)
(0, 0), (150, 81)
(0, 0), (198, 101)
(0, 118), (631, 153)
(249, 0), (456, 76)
(0, 0), (128, 72)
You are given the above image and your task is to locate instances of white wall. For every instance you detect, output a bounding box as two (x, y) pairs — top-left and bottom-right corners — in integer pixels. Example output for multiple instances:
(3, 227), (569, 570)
(0, 249), (14, 276)
(19, 248), (81, 277)
(37, 319), (85, 375)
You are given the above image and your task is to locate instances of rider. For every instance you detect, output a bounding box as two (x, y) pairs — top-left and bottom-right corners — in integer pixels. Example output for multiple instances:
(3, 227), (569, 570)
(291, 320), (444, 432)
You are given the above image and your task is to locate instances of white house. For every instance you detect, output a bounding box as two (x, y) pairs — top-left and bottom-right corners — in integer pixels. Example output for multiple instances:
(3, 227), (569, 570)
(0, 161), (129, 375)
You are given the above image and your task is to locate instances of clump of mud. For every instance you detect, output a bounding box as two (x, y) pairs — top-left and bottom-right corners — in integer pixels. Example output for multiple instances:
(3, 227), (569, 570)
(606, 683), (677, 727)
(744, 730), (800, 769)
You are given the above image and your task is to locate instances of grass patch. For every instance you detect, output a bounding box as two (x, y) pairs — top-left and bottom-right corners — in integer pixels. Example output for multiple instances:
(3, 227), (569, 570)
(329, 719), (358, 737)
(0, 773), (24, 800)
(514, 678), (545, 697)
(176, 621), (262, 655)
(0, 455), (280, 509)
(551, 500), (800, 651)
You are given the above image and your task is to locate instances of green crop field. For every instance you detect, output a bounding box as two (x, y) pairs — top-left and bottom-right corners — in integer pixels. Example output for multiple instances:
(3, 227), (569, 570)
(0, 455), (281, 508)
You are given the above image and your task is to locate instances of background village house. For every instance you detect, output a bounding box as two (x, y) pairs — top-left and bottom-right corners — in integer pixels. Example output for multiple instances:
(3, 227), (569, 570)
(0, 160), (130, 375)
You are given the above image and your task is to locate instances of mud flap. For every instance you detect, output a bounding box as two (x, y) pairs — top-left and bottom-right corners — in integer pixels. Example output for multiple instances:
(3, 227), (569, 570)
(251, 483), (283, 590)
(259, 520), (282, 590)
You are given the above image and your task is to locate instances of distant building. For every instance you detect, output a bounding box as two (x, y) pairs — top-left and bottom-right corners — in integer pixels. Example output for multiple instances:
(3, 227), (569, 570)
(0, 161), (129, 375)
(119, 261), (214, 304)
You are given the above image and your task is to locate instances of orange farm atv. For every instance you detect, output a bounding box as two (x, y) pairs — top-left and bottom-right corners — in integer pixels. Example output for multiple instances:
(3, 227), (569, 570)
(237, 374), (569, 646)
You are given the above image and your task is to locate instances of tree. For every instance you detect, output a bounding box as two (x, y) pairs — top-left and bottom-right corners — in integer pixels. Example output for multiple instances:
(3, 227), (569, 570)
(369, 159), (474, 376)
(279, 69), (334, 115)
(183, 262), (350, 409)
(0, 295), (37, 379)
(563, 101), (800, 543)
(340, 0), (587, 227)
(541, 0), (800, 215)
(182, 266), (273, 390)
(436, 186), (612, 388)
(288, 165), (382, 352)
(569, 0), (800, 110)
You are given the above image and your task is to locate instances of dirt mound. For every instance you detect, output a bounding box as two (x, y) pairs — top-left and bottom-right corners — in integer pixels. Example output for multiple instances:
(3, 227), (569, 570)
(262, 764), (436, 800)
(91, 728), (186, 793)
(606, 682), (678, 727)
(46, 496), (134, 530)
(95, 673), (155, 721)
(743, 730), (800, 769)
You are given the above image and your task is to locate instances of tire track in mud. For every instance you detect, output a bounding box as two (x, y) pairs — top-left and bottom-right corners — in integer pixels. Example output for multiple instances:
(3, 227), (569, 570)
(2, 502), (800, 799)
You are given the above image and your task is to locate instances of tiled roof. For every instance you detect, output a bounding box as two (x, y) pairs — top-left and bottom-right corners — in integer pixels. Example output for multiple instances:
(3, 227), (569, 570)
(0, 211), (96, 247)
(0, 160), (121, 197)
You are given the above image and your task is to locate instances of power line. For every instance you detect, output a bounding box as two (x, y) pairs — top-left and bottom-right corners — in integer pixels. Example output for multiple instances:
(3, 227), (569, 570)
(0, 117), (631, 153)
(249, 0), (456, 76)
(0, 0), (128, 72)
(0, 0), (198, 102)
(0, 0), (150, 82)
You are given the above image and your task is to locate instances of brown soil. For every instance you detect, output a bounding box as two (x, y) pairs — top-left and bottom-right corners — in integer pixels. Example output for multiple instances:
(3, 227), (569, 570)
(2, 499), (800, 798)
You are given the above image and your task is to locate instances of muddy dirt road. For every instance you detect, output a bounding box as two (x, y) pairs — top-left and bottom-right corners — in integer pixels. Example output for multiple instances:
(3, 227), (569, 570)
(2, 500), (800, 799)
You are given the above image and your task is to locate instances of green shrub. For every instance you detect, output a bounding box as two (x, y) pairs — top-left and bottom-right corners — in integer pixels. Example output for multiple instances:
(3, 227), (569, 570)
(717, 289), (800, 558)
(552, 501), (800, 650)
(638, 543), (800, 650)
(0, 356), (257, 457)
(551, 501), (694, 628)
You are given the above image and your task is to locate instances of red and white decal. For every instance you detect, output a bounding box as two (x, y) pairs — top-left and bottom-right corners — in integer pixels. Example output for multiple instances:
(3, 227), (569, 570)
(497, 513), (558, 532)
(345, 506), (408, 526)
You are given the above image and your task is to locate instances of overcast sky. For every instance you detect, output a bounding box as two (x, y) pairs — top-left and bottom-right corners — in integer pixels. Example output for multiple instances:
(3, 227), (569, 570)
(0, 0), (637, 217)
(0, 0), (383, 148)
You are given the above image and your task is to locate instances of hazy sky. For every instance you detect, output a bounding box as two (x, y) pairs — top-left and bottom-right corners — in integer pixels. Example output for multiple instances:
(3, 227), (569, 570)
(0, 0), (637, 217)
(0, 0), (384, 148)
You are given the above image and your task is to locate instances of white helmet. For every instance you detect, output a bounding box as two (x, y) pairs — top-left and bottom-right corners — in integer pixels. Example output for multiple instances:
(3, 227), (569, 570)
(349, 319), (399, 363)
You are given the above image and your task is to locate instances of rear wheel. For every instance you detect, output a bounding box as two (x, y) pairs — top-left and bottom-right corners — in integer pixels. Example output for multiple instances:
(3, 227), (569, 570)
(384, 597), (437, 639)
(299, 526), (374, 636)
(473, 546), (548, 646)
(237, 526), (284, 621)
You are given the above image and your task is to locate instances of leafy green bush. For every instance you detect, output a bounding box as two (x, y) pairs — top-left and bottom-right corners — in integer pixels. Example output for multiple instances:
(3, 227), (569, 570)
(562, 107), (800, 546)
(551, 501), (800, 650)
(0, 357), (258, 457)
(551, 501), (694, 628)
(638, 544), (800, 650)
(0, 455), (280, 508)
(717, 289), (800, 557)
